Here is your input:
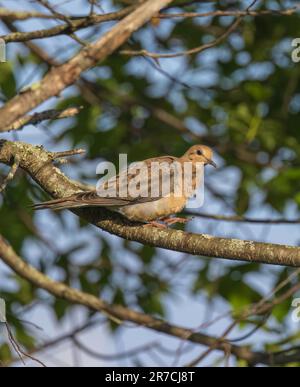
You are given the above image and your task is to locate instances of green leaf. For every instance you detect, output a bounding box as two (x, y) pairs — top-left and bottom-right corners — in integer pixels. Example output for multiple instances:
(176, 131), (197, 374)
(0, 62), (16, 98)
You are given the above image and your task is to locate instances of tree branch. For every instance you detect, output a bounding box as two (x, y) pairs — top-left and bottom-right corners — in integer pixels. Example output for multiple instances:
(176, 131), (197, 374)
(121, 17), (242, 58)
(0, 0), (174, 132)
(186, 211), (300, 225)
(0, 232), (283, 366)
(0, 6), (136, 43)
(5, 319), (104, 366)
(0, 140), (299, 267)
(0, 154), (19, 193)
(157, 5), (300, 20)
(0, 7), (62, 21)
(4, 107), (83, 132)
(0, 6), (135, 22)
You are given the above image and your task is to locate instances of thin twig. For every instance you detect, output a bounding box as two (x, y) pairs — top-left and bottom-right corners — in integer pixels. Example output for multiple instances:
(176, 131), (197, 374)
(121, 17), (242, 58)
(5, 323), (46, 367)
(157, 5), (300, 20)
(51, 149), (86, 160)
(73, 337), (165, 361)
(36, 0), (74, 26)
(0, 6), (136, 43)
(5, 318), (105, 366)
(185, 211), (300, 225)
(0, 155), (20, 193)
(4, 107), (83, 132)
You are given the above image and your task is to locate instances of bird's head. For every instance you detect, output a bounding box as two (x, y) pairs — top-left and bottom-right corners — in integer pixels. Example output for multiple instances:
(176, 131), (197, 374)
(184, 145), (217, 168)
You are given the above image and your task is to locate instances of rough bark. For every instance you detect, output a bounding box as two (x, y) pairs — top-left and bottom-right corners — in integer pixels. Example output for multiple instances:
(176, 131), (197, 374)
(1, 140), (299, 267)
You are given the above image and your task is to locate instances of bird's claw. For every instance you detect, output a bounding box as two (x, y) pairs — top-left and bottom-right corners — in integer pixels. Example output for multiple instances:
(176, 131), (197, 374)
(161, 217), (192, 226)
(143, 221), (168, 229)
(143, 217), (192, 229)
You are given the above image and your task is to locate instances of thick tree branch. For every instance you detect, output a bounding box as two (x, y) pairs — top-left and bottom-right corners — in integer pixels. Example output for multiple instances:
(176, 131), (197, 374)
(0, 233), (291, 366)
(0, 0), (174, 132)
(0, 140), (299, 267)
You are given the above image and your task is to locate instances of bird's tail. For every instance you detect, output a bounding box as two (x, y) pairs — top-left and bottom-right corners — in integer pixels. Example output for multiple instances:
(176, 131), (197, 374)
(31, 198), (88, 211)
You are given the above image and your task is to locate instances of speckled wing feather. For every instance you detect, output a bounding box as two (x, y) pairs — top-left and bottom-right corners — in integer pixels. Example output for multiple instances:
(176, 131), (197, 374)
(99, 155), (178, 199)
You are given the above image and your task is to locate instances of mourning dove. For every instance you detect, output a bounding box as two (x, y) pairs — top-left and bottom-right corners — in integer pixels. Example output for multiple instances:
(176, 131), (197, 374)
(33, 145), (216, 227)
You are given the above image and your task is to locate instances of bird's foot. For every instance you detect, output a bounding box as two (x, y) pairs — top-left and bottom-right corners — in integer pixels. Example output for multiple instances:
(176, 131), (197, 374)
(160, 217), (192, 226)
(143, 221), (168, 229)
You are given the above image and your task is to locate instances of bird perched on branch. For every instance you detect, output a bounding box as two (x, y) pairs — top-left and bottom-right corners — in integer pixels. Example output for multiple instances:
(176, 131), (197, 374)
(33, 145), (216, 227)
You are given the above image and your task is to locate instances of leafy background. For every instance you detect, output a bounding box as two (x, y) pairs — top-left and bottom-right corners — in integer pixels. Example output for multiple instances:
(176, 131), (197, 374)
(0, 0), (300, 366)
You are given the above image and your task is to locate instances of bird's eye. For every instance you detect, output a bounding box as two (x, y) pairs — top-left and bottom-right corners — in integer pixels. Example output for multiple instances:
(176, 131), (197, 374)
(196, 150), (203, 156)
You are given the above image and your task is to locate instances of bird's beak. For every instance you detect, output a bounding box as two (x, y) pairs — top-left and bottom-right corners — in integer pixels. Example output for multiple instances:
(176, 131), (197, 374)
(205, 158), (217, 168)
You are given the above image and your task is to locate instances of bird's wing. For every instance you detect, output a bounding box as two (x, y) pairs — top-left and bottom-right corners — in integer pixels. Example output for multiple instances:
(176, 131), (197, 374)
(33, 155), (179, 210)
(97, 155), (178, 201)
